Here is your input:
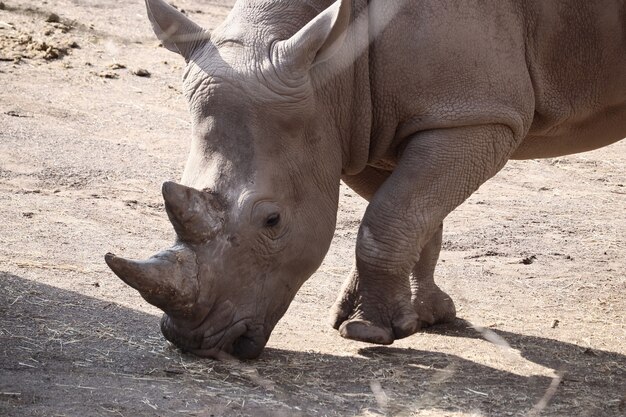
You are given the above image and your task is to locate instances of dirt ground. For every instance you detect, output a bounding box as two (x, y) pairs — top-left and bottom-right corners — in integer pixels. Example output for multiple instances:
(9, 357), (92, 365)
(0, 1), (624, 416)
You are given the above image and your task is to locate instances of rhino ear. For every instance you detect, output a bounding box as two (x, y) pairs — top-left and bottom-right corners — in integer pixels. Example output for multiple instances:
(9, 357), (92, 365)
(273, 0), (351, 76)
(145, 0), (208, 60)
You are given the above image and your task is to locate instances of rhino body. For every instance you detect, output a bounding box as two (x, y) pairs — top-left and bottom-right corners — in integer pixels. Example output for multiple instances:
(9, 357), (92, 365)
(106, 0), (626, 359)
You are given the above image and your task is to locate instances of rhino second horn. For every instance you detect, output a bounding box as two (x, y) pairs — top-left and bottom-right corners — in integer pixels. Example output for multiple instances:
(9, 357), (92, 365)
(104, 247), (199, 318)
(162, 181), (222, 243)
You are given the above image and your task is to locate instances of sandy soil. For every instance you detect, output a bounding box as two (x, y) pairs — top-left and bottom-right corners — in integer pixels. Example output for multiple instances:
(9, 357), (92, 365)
(0, 1), (625, 416)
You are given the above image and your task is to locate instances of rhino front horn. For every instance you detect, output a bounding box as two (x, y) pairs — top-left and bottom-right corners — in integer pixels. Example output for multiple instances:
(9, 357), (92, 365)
(105, 246), (199, 318)
(162, 181), (223, 243)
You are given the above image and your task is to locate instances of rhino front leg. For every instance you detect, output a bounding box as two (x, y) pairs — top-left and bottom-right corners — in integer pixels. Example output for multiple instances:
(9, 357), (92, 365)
(332, 124), (520, 344)
(334, 168), (455, 333)
(332, 166), (418, 344)
(330, 223), (455, 342)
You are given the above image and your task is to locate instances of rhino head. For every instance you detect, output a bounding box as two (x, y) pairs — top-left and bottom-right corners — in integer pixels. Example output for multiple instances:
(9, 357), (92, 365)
(106, 0), (353, 359)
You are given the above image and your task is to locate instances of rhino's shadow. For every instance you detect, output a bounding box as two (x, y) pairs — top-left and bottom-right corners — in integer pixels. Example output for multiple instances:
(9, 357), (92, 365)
(1, 272), (624, 417)
(421, 318), (612, 373)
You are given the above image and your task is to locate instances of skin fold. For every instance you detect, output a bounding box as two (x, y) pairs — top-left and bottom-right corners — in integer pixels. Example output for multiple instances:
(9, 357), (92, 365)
(106, 0), (625, 358)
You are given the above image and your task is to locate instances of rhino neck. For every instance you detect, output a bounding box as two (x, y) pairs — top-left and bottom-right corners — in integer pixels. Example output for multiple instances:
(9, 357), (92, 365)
(311, 0), (372, 176)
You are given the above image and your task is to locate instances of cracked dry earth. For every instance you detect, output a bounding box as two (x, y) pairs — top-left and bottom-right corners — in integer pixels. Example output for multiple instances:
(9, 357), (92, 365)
(0, 1), (625, 416)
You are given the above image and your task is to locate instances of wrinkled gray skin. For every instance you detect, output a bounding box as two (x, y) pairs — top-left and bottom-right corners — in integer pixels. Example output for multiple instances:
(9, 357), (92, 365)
(106, 0), (626, 359)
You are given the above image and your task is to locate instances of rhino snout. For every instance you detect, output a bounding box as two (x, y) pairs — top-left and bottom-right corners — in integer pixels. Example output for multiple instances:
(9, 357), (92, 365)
(160, 315), (267, 360)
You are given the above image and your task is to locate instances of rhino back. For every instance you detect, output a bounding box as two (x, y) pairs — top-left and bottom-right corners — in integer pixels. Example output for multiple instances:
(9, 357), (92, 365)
(516, 0), (626, 158)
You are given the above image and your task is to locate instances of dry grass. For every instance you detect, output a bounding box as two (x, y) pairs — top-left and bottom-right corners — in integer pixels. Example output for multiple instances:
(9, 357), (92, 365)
(2, 272), (625, 416)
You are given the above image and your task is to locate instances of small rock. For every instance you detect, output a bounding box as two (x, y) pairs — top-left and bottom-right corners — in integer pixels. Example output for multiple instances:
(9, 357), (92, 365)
(133, 68), (151, 77)
(108, 62), (126, 70)
(54, 22), (72, 33)
(92, 282), (100, 288)
(582, 347), (598, 357)
(163, 368), (184, 375)
(46, 13), (60, 23)
(43, 47), (60, 60)
(5, 110), (30, 117)
(18, 34), (32, 45)
(95, 71), (119, 79)
(551, 319), (559, 329)
(22, 212), (35, 218)
(34, 41), (49, 51)
(520, 255), (536, 265)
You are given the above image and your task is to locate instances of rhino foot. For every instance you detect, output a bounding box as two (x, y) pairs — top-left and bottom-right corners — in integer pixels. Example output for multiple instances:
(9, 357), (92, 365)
(329, 269), (419, 344)
(411, 285), (457, 328)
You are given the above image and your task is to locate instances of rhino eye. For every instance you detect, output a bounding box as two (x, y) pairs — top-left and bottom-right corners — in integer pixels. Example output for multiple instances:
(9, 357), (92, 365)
(265, 213), (280, 228)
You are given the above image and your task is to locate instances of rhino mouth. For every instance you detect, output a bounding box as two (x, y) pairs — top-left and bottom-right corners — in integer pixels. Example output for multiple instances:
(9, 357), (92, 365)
(160, 315), (267, 359)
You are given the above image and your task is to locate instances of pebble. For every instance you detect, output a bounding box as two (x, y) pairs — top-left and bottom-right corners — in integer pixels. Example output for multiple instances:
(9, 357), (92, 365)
(46, 13), (60, 23)
(133, 68), (151, 77)
(95, 71), (119, 79)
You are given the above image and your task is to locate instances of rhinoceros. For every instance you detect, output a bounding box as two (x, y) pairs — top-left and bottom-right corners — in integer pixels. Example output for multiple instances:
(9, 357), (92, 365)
(105, 0), (626, 359)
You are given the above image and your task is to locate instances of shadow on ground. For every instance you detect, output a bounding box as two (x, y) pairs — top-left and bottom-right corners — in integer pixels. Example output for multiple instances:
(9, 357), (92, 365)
(1, 272), (624, 417)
